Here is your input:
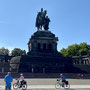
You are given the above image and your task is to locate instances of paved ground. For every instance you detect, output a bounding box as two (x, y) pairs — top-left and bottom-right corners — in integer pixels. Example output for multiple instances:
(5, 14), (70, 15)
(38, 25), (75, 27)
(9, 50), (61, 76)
(0, 78), (90, 90)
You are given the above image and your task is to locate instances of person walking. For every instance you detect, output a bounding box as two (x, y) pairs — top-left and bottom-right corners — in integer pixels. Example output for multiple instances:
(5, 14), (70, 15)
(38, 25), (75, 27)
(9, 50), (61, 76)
(4, 72), (13, 90)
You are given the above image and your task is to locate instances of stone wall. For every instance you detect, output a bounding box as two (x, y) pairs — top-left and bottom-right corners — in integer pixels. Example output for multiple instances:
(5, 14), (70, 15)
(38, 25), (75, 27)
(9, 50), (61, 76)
(72, 56), (90, 65)
(0, 72), (90, 79)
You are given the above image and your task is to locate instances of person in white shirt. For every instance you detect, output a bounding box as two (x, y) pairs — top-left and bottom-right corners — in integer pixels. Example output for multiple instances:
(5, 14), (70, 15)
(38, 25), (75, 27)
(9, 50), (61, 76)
(19, 73), (25, 87)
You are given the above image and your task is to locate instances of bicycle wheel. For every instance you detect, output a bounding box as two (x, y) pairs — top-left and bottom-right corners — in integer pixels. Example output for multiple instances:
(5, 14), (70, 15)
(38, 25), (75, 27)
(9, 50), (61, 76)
(64, 83), (70, 89)
(22, 84), (27, 89)
(55, 83), (61, 89)
(13, 83), (19, 89)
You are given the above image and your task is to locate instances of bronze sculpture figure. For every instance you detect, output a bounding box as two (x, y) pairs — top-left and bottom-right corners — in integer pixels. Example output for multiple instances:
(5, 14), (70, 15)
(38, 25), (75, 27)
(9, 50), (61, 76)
(35, 8), (50, 30)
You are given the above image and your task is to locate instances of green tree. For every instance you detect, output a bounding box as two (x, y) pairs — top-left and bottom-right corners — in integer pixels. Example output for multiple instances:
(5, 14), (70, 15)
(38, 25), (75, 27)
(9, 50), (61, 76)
(11, 48), (26, 56)
(67, 44), (80, 56)
(60, 48), (68, 57)
(0, 47), (9, 55)
(60, 42), (90, 57)
(79, 42), (88, 56)
(88, 45), (90, 54)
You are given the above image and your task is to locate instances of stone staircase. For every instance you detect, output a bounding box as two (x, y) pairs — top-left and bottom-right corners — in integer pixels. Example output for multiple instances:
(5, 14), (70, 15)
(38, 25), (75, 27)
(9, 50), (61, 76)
(73, 64), (90, 74)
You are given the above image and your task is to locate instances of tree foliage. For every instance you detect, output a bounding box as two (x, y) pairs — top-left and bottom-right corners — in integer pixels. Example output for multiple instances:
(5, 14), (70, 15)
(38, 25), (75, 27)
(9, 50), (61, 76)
(60, 42), (90, 57)
(11, 48), (26, 56)
(0, 47), (9, 55)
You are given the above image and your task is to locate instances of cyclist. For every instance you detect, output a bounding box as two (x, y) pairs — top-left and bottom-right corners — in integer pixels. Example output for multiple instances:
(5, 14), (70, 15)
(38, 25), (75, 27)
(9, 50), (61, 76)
(19, 73), (25, 87)
(59, 74), (66, 87)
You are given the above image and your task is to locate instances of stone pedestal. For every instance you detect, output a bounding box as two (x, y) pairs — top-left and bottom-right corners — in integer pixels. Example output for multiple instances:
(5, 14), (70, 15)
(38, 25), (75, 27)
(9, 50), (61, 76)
(28, 30), (58, 54)
(10, 30), (72, 73)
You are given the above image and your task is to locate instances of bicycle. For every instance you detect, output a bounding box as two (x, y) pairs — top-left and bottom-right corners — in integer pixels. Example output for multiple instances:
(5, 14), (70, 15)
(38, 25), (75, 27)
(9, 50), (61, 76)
(13, 79), (27, 90)
(55, 79), (70, 89)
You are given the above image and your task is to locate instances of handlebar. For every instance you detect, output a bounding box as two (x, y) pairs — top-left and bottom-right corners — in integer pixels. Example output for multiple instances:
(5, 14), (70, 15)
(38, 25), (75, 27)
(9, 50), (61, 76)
(57, 79), (60, 81)
(15, 78), (20, 80)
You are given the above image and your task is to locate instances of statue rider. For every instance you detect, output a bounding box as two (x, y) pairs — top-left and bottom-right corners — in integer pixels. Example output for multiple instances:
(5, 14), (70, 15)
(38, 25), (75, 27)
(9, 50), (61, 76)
(35, 8), (43, 30)
(35, 8), (50, 31)
(44, 16), (50, 30)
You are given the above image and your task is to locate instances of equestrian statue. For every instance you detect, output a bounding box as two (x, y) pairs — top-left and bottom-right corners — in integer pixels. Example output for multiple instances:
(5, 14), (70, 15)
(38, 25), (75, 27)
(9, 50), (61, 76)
(35, 8), (50, 30)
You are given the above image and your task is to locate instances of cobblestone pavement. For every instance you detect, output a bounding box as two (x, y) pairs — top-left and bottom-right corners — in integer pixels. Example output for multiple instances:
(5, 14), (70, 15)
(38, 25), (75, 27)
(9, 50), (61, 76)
(0, 86), (90, 90)
(0, 87), (90, 90)
(1, 79), (90, 85)
(0, 79), (90, 90)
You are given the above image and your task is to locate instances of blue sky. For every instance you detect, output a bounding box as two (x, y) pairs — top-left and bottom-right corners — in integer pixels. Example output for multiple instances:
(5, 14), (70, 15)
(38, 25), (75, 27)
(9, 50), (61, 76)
(0, 0), (90, 52)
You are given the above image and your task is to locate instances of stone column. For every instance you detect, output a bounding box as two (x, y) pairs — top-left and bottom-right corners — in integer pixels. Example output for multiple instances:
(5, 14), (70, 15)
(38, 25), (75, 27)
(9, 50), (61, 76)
(32, 67), (34, 73)
(43, 68), (45, 73)
(79, 60), (82, 65)
(10, 67), (12, 72)
(85, 60), (86, 64)
(2, 67), (4, 73)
